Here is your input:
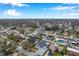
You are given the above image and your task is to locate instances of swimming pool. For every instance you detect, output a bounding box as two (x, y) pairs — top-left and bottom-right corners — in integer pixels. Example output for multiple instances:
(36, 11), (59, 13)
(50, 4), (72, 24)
(58, 40), (64, 43)
(57, 40), (66, 45)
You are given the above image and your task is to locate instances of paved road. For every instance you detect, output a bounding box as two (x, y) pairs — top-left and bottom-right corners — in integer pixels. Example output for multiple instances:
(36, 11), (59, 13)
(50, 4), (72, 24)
(67, 47), (79, 53)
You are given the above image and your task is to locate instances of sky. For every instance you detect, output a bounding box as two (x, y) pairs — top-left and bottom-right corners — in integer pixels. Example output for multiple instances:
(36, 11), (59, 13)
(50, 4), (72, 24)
(0, 3), (79, 19)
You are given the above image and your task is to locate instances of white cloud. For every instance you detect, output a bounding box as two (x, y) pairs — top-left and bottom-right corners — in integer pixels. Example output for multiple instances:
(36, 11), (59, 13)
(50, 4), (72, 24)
(2, 3), (30, 7)
(44, 6), (78, 11)
(51, 6), (74, 10)
(62, 12), (79, 16)
(10, 3), (29, 7)
(51, 12), (79, 19)
(58, 12), (79, 19)
(4, 9), (22, 16)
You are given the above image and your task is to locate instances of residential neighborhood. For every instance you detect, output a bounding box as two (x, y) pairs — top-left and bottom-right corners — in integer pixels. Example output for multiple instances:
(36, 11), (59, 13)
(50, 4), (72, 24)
(0, 19), (79, 56)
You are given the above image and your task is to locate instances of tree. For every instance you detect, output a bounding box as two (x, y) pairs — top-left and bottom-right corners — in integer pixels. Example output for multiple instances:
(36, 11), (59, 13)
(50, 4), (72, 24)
(53, 50), (61, 56)
(22, 40), (34, 50)
(7, 34), (20, 42)
(61, 46), (67, 55)
(0, 40), (17, 55)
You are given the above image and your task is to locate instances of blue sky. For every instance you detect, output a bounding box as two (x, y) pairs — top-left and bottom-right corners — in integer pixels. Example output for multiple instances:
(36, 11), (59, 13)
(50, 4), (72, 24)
(0, 3), (79, 19)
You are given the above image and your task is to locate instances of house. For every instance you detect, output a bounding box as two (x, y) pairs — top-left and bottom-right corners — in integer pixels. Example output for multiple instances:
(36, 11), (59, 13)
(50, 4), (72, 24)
(46, 31), (53, 36)
(36, 40), (50, 48)
(67, 48), (79, 56)
(49, 43), (64, 52)
(35, 40), (50, 56)
(28, 37), (37, 44)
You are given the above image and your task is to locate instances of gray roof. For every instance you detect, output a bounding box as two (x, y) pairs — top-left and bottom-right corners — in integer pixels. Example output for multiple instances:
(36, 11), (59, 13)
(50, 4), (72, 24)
(36, 40), (49, 48)
(35, 48), (47, 56)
